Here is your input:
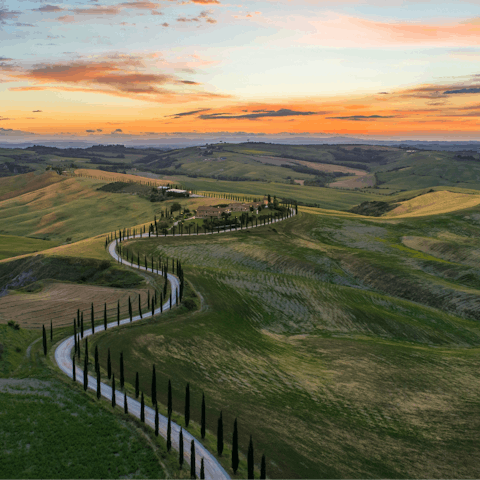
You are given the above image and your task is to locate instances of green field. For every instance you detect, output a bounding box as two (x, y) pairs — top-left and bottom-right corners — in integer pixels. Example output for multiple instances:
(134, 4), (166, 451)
(0, 326), (188, 479)
(2, 143), (480, 479)
(0, 235), (59, 260)
(85, 209), (480, 478)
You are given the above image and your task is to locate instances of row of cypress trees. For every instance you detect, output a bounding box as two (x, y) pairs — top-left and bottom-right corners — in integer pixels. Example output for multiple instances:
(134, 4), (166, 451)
(106, 200), (297, 249)
(76, 342), (266, 478)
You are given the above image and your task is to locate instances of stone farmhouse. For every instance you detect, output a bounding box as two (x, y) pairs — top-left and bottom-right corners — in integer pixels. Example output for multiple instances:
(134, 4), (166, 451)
(196, 197), (269, 219)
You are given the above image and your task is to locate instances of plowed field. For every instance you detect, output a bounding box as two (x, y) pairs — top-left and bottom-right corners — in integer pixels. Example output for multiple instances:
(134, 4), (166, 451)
(0, 282), (153, 329)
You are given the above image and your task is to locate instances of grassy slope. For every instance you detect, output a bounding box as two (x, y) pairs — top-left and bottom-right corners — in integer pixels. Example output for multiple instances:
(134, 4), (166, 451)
(0, 171), (66, 201)
(164, 175), (380, 209)
(90, 211), (480, 479)
(0, 176), (174, 242)
(0, 325), (188, 479)
(0, 235), (59, 260)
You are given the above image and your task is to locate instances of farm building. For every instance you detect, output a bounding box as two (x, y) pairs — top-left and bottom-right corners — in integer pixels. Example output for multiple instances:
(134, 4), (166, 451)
(196, 206), (223, 218)
(228, 203), (249, 212)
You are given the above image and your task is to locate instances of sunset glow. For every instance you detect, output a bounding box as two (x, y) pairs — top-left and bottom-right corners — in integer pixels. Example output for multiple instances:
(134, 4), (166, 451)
(3, 0), (480, 141)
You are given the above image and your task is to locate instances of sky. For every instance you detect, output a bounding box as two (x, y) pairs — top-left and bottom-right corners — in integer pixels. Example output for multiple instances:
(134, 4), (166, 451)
(2, 0), (480, 143)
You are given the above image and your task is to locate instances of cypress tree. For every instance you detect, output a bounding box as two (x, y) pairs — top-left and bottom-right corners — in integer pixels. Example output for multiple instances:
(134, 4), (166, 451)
(179, 428), (184, 469)
(50, 319), (53, 341)
(77, 308), (80, 328)
(85, 337), (89, 365)
(83, 354), (88, 391)
(190, 440), (196, 479)
(91, 303), (94, 334)
(81, 312), (84, 338)
(112, 374), (116, 407)
(151, 365), (157, 406)
(120, 352), (124, 389)
(124, 391), (128, 414)
(185, 383), (190, 427)
(107, 348), (111, 379)
(117, 300), (120, 326)
(77, 335), (81, 360)
(200, 458), (205, 480)
(128, 296), (133, 322)
(232, 418), (239, 474)
(72, 355), (76, 382)
(147, 290), (150, 309)
(260, 454), (266, 479)
(135, 372), (139, 398)
(248, 435), (254, 479)
(140, 392), (145, 422)
(167, 414), (172, 451)
(155, 403), (159, 437)
(217, 411), (224, 456)
(152, 300), (155, 317)
(138, 294), (142, 319)
(94, 345), (99, 373)
(96, 369), (101, 399)
(104, 302), (107, 330)
(42, 325), (47, 356)
(168, 379), (172, 417)
(74, 320), (77, 350)
(201, 393), (206, 439)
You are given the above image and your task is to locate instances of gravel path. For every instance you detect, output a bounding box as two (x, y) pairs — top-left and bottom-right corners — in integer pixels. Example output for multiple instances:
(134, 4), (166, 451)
(54, 209), (295, 479)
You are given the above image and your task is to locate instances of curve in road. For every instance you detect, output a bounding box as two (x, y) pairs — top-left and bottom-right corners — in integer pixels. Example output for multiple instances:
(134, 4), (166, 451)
(55, 208), (296, 479)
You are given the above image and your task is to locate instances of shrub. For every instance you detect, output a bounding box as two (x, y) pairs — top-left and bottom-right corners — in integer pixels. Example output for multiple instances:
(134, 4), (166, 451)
(7, 320), (20, 330)
(183, 299), (196, 311)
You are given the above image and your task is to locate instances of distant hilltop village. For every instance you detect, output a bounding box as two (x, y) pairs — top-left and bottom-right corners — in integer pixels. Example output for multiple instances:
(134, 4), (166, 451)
(196, 197), (269, 218)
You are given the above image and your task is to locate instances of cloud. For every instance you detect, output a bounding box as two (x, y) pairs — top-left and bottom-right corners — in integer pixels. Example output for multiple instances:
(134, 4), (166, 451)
(167, 108), (211, 118)
(32, 110), (42, 112)
(86, 129), (96, 132)
(326, 115), (397, 121)
(71, 5), (122, 15)
(177, 9), (216, 24)
(0, 8), (20, 23)
(3, 56), (228, 104)
(0, 127), (35, 136)
(190, 0), (219, 3)
(34, 5), (65, 13)
(443, 87), (480, 95)
(97, 129), (103, 132)
(113, 128), (123, 132)
(199, 108), (322, 120)
(293, 13), (480, 48)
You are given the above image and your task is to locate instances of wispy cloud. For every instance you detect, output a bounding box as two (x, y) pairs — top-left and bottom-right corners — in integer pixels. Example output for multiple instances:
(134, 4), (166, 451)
(3, 55), (229, 104)
(199, 108), (323, 120)
(167, 108), (211, 117)
(33, 5), (65, 13)
(326, 115), (397, 121)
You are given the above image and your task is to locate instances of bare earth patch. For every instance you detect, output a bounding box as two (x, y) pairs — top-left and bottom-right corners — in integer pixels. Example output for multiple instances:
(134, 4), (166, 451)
(0, 282), (152, 329)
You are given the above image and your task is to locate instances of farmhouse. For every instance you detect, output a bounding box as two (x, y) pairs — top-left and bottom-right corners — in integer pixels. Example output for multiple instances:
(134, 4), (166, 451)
(196, 206), (223, 218)
(228, 203), (249, 212)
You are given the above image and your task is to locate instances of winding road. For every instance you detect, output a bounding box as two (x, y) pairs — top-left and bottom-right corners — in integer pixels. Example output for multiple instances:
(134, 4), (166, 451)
(55, 208), (295, 479)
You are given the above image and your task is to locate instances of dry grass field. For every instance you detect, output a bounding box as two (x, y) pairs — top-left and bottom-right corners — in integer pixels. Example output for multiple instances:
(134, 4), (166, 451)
(329, 174), (376, 189)
(0, 171), (66, 201)
(73, 169), (171, 186)
(0, 282), (153, 329)
(385, 190), (480, 218)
